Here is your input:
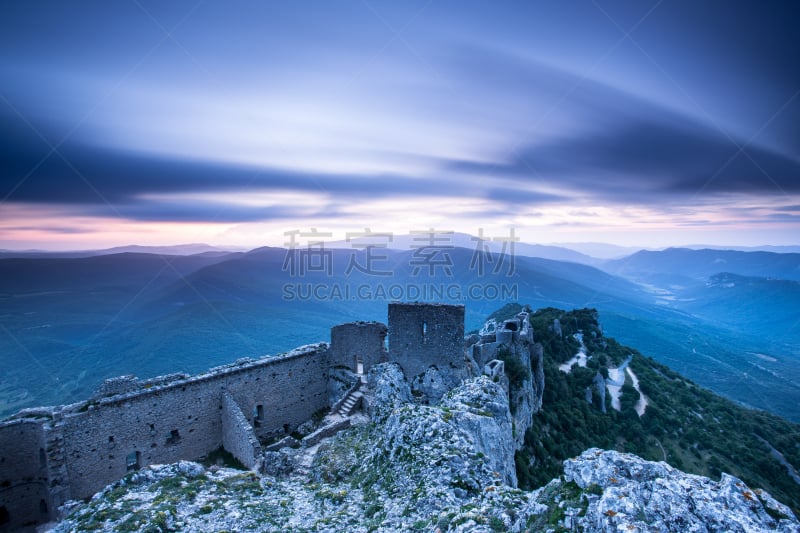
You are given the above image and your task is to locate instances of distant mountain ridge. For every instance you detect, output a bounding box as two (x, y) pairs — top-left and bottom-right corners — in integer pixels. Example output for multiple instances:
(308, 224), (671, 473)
(601, 247), (800, 282)
(0, 243), (242, 259)
(1, 242), (799, 424)
(326, 232), (599, 265)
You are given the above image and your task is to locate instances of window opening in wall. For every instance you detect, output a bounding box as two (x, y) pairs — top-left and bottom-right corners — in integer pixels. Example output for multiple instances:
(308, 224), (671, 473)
(422, 320), (428, 343)
(126, 451), (141, 472)
(39, 447), (46, 468)
(39, 499), (48, 516)
(0, 505), (9, 525)
(283, 423), (290, 434)
(254, 404), (264, 427)
(166, 429), (181, 445)
(356, 358), (364, 375)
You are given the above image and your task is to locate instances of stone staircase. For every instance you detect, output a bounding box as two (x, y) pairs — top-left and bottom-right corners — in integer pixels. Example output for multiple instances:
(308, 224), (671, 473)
(337, 390), (363, 417)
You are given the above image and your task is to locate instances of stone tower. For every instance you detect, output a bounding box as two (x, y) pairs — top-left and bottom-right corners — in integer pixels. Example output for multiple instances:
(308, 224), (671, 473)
(387, 302), (465, 379)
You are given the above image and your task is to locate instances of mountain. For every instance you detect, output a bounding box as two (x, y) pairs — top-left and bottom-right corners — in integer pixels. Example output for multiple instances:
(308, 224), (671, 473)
(685, 244), (800, 254)
(518, 308), (800, 517)
(552, 241), (651, 259)
(94, 243), (242, 255)
(602, 247), (800, 284)
(0, 243), (240, 259)
(1, 246), (798, 425)
(328, 232), (598, 264)
(0, 252), (241, 415)
(677, 273), (800, 343)
(601, 248), (800, 364)
(0, 252), (239, 294)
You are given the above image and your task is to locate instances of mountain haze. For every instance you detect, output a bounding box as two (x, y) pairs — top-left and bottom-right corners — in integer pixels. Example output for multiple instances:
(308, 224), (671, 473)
(1, 244), (798, 424)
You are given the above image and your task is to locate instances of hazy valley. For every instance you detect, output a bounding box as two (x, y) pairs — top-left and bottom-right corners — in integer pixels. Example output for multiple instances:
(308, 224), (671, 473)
(1, 242), (798, 423)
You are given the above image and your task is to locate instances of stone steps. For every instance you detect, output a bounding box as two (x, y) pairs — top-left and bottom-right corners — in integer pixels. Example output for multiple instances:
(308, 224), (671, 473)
(337, 391), (363, 417)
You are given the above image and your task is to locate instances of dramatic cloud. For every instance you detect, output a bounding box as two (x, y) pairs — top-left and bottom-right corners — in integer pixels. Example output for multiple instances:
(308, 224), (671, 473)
(0, 1), (798, 248)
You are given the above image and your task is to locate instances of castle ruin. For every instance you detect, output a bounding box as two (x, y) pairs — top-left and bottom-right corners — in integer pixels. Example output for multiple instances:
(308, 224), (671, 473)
(0, 302), (473, 531)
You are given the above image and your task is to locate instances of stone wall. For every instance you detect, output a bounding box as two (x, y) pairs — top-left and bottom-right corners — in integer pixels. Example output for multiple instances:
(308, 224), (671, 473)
(329, 321), (388, 373)
(388, 302), (465, 379)
(221, 393), (261, 470)
(91, 375), (139, 399)
(58, 344), (329, 501)
(0, 419), (49, 532)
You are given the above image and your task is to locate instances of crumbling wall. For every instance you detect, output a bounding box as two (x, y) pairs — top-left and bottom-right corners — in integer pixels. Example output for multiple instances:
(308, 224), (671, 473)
(226, 346), (330, 442)
(59, 345), (329, 501)
(91, 375), (138, 399)
(221, 393), (261, 470)
(329, 321), (387, 373)
(0, 419), (50, 532)
(0, 302), (472, 530)
(470, 311), (542, 449)
(388, 302), (465, 380)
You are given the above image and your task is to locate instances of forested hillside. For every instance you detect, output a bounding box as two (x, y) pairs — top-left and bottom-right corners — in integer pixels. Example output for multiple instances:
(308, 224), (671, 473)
(513, 307), (800, 517)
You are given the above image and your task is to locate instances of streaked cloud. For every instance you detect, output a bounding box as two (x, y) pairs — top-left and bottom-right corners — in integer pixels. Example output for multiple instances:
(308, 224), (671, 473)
(0, 0), (798, 248)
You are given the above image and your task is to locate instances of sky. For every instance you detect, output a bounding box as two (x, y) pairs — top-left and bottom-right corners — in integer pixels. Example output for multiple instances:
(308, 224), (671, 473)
(0, 0), (798, 251)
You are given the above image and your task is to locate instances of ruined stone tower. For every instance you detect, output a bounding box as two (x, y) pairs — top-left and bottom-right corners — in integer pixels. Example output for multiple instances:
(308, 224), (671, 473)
(329, 321), (388, 373)
(387, 302), (465, 379)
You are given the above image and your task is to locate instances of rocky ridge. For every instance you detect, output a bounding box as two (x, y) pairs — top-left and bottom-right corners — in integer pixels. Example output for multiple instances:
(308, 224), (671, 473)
(49, 362), (798, 532)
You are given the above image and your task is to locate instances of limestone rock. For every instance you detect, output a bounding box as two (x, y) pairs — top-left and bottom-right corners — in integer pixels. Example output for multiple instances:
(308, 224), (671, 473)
(558, 448), (799, 532)
(470, 312), (544, 450)
(51, 433), (799, 533)
(410, 365), (450, 404)
(594, 371), (607, 413)
(505, 342), (544, 449)
(440, 377), (517, 487)
(365, 362), (412, 423)
(258, 448), (296, 477)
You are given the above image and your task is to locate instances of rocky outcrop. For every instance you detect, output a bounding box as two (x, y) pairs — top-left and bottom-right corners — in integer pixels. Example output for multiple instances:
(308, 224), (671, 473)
(379, 375), (517, 486)
(410, 365), (450, 403)
(553, 448), (799, 532)
(468, 311), (544, 449)
(49, 362), (799, 533)
(439, 378), (517, 486)
(594, 370), (607, 413)
(364, 362), (413, 423)
(503, 340), (541, 448)
(51, 410), (799, 533)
